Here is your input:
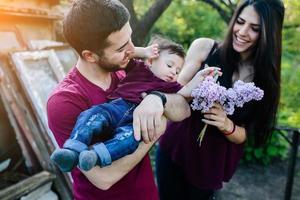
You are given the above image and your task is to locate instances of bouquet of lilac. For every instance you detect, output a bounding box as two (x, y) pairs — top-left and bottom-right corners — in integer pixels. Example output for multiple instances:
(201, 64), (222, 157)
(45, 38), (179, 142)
(191, 76), (264, 146)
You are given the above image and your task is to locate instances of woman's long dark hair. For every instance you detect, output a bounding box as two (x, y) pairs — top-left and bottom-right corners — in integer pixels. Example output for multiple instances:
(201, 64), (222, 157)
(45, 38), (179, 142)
(221, 0), (285, 146)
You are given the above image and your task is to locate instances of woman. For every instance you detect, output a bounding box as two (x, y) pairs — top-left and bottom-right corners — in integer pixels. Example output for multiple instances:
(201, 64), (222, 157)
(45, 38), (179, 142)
(156, 0), (285, 199)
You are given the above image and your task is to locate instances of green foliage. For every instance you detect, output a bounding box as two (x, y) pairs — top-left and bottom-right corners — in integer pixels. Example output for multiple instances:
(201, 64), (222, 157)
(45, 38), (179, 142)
(242, 131), (289, 165)
(133, 0), (300, 164)
(136, 0), (226, 48)
(278, 54), (300, 127)
(283, 0), (300, 56)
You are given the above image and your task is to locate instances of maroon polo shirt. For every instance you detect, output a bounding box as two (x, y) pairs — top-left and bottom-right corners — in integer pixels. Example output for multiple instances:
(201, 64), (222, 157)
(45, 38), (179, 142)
(47, 67), (158, 200)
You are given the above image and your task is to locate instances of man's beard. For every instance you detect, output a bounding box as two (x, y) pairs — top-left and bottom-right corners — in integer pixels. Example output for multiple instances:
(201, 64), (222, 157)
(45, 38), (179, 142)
(96, 58), (122, 72)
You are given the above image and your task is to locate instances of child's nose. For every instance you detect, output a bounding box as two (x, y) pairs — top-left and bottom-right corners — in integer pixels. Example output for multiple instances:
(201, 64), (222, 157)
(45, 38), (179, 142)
(171, 68), (177, 75)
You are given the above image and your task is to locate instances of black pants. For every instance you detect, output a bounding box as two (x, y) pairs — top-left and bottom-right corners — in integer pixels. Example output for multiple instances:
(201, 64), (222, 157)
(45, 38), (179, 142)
(155, 146), (215, 200)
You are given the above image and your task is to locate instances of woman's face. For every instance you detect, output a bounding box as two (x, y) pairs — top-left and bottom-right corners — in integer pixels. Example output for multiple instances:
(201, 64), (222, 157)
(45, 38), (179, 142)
(232, 5), (260, 58)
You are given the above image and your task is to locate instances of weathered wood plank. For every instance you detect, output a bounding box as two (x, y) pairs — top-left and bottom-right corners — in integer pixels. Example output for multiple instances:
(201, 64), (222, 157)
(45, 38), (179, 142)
(0, 171), (55, 200)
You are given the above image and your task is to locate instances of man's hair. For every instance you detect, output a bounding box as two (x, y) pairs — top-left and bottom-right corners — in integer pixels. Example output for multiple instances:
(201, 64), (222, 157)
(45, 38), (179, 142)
(148, 35), (185, 59)
(63, 0), (130, 56)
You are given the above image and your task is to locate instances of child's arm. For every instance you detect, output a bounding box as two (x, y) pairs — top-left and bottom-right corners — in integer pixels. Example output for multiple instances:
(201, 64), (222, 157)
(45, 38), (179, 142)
(178, 67), (221, 99)
(129, 44), (159, 59)
(178, 38), (215, 85)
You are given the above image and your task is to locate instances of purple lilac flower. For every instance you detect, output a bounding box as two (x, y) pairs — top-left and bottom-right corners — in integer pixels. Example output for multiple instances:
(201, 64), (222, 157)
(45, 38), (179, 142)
(232, 80), (264, 108)
(191, 77), (264, 115)
(191, 76), (226, 112)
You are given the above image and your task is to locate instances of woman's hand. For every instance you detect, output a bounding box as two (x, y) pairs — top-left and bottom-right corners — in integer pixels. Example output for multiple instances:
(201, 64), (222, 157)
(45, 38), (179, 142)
(202, 103), (234, 133)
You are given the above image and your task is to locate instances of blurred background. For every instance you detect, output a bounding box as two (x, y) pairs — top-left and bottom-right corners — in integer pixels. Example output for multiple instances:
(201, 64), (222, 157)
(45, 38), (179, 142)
(0, 0), (299, 199)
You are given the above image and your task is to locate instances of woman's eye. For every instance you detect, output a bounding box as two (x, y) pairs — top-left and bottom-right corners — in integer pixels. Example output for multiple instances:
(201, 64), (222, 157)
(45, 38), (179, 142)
(167, 64), (172, 68)
(236, 19), (244, 25)
(252, 27), (260, 33)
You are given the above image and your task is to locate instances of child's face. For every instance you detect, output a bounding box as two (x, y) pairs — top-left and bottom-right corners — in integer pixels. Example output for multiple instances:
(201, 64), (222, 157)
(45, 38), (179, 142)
(149, 50), (184, 82)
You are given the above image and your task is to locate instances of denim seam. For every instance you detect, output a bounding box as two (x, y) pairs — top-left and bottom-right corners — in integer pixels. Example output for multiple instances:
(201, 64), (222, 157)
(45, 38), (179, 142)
(116, 104), (136, 127)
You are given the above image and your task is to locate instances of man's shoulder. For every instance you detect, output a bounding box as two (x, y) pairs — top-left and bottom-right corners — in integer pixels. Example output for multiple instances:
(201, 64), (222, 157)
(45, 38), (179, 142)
(48, 83), (89, 107)
(47, 75), (90, 112)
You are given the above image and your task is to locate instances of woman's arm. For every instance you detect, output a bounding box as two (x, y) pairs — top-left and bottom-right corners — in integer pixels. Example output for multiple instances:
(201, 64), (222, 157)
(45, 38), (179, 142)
(178, 38), (215, 85)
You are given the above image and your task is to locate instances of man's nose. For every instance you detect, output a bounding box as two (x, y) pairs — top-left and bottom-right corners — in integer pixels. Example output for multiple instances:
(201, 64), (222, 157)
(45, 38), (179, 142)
(127, 40), (135, 51)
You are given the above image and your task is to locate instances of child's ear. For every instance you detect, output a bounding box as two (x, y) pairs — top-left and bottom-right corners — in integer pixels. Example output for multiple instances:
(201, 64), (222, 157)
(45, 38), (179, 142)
(146, 58), (153, 65)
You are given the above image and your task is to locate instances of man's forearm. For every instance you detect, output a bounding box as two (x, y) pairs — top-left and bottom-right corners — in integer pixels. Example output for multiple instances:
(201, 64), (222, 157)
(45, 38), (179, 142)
(82, 141), (154, 190)
(164, 93), (191, 122)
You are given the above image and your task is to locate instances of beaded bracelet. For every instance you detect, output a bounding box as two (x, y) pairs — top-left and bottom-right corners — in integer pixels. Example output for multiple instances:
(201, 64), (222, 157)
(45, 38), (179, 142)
(223, 123), (236, 135)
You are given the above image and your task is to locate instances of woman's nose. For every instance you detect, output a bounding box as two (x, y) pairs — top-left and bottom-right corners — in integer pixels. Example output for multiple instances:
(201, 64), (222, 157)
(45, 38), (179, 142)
(238, 25), (249, 36)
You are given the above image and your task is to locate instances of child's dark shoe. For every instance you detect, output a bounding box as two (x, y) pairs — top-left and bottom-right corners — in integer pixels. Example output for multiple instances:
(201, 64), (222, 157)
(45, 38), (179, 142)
(78, 150), (98, 171)
(50, 148), (78, 172)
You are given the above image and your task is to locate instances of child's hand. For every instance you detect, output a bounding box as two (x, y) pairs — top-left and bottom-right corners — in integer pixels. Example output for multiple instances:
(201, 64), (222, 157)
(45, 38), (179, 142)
(145, 44), (159, 59)
(199, 65), (222, 79)
(177, 66), (222, 98)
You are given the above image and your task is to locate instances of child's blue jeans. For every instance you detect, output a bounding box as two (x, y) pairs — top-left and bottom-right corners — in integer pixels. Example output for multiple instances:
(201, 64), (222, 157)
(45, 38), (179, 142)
(63, 98), (139, 167)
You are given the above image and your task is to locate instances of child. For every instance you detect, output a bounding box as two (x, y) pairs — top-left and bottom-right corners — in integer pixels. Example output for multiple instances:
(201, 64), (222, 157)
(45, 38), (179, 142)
(51, 36), (219, 172)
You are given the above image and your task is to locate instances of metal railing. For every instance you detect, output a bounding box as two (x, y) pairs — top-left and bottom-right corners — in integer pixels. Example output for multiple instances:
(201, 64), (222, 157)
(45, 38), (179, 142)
(276, 126), (300, 200)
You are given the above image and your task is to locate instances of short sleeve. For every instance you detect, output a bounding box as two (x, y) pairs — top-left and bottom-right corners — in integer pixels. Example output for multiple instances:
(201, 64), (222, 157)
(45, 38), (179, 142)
(47, 92), (89, 147)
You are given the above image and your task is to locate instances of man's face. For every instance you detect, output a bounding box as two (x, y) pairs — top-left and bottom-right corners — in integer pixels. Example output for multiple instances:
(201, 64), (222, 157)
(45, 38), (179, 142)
(97, 22), (135, 72)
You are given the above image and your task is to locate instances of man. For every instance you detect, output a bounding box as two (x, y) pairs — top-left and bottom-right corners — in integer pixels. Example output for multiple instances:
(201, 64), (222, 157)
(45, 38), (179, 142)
(47, 0), (190, 199)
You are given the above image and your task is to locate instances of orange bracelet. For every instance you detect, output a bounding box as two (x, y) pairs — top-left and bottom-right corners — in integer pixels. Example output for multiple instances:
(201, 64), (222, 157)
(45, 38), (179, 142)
(223, 123), (236, 135)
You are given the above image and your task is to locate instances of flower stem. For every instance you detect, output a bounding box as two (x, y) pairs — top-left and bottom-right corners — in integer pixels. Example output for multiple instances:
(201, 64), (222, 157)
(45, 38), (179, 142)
(197, 124), (208, 147)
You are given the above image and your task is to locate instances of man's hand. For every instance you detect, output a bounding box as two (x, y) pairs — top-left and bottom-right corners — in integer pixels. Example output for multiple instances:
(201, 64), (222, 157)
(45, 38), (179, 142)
(133, 94), (166, 143)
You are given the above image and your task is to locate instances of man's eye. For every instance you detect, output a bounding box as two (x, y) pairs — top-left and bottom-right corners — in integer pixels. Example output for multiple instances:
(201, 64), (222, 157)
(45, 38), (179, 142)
(167, 64), (172, 68)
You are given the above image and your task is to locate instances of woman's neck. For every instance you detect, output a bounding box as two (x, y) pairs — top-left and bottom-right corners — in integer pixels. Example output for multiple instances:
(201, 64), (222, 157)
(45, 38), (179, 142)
(232, 61), (254, 83)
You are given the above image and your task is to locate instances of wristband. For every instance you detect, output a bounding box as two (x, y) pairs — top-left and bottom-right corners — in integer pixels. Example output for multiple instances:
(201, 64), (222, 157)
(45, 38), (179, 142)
(223, 123), (236, 135)
(147, 91), (167, 107)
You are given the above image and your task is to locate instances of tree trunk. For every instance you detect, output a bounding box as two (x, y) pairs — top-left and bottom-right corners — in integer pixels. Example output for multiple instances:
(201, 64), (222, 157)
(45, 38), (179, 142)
(120, 0), (173, 46)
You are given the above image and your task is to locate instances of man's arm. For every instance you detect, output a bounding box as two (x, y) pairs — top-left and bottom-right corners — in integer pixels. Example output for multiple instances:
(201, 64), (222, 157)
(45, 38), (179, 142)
(82, 141), (152, 190)
(133, 93), (190, 143)
(82, 114), (167, 190)
(48, 92), (167, 190)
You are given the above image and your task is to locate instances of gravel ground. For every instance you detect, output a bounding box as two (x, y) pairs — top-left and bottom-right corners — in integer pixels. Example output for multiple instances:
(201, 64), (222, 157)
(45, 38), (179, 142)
(218, 158), (300, 200)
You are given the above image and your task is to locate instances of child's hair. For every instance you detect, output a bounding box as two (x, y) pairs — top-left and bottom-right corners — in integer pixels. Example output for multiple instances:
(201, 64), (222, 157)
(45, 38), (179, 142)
(148, 35), (185, 59)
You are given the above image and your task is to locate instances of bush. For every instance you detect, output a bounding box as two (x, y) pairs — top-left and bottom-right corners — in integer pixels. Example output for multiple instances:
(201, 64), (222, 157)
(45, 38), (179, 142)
(242, 130), (290, 165)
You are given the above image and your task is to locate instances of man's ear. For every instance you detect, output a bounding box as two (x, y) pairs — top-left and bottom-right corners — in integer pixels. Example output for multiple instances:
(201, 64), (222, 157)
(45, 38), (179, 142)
(82, 50), (98, 63)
